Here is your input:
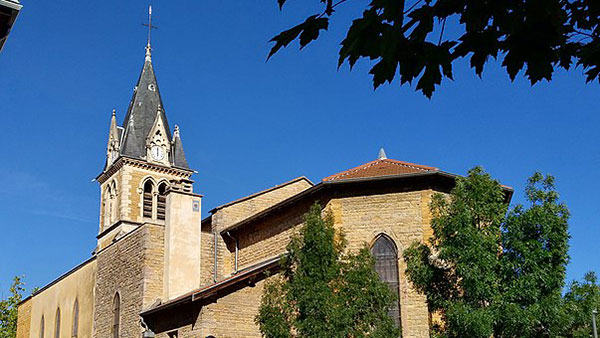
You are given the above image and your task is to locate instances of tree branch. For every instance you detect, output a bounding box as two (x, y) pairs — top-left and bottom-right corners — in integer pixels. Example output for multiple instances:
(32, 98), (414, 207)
(318, 0), (353, 18)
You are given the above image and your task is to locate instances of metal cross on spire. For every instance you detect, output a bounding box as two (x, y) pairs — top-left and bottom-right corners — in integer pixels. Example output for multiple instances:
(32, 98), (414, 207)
(142, 5), (158, 60)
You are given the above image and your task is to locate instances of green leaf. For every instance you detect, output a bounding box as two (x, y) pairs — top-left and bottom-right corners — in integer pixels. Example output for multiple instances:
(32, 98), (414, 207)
(267, 16), (329, 60)
(299, 16), (329, 49)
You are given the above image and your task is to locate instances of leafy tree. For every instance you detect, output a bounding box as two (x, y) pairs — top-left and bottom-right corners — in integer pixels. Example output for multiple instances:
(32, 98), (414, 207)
(562, 271), (600, 337)
(403, 168), (570, 338)
(256, 203), (401, 338)
(269, 0), (600, 97)
(0, 276), (25, 338)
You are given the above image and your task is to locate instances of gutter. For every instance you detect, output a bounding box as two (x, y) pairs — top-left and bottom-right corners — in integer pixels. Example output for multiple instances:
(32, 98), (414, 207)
(140, 255), (282, 317)
(219, 171), (513, 235)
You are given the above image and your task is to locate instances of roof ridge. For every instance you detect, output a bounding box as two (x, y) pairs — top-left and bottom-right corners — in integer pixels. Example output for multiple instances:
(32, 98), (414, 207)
(382, 158), (439, 171)
(323, 158), (438, 182)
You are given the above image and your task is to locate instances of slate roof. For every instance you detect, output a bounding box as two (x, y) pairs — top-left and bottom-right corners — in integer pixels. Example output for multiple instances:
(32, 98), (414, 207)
(171, 127), (189, 168)
(322, 158), (439, 182)
(116, 49), (189, 169)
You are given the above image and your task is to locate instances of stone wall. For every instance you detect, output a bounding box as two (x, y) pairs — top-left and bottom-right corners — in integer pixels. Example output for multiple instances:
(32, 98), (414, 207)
(200, 221), (215, 286)
(222, 189), (434, 338)
(94, 223), (164, 338)
(15, 298), (31, 338)
(333, 190), (432, 338)
(211, 178), (312, 279)
(235, 198), (312, 269)
(153, 278), (269, 338)
(98, 162), (191, 234)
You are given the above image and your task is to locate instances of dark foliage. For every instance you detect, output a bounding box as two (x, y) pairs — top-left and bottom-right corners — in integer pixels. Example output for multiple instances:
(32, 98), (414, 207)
(270, 0), (600, 97)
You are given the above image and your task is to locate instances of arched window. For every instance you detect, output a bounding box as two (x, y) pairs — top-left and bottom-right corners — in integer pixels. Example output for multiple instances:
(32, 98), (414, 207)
(72, 299), (79, 338)
(371, 234), (401, 328)
(40, 315), (45, 338)
(110, 181), (118, 223)
(143, 180), (154, 218)
(112, 293), (120, 338)
(103, 184), (113, 229)
(54, 308), (61, 338)
(157, 182), (167, 220)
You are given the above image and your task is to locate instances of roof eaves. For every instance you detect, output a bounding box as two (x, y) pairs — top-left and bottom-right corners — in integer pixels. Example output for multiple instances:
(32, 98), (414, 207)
(140, 255), (282, 317)
(220, 182), (324, 235)
(209, 176), (314, 214)
(18, 256), (96, 306)
(219, 170), (514, 237)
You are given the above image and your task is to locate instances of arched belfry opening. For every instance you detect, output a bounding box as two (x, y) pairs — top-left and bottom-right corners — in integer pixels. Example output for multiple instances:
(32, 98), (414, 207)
(143, 180), (154, 219)
(157, 182), (168, 220)
(371, 234), (401, 329)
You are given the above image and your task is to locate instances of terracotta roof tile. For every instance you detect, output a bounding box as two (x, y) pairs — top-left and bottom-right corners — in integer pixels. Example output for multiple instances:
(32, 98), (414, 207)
(323, 158), (438, 182)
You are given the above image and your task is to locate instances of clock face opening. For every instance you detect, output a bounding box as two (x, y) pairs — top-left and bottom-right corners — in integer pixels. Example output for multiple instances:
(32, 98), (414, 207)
(151, 146), (165, 161)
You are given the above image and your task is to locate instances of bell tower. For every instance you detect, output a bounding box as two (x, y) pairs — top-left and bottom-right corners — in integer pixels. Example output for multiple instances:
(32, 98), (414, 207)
(95, 41), (195, 250)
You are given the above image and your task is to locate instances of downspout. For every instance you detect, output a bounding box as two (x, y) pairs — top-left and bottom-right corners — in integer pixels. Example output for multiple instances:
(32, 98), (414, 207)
(225, 231), (239, 274)
(213, 231), (218, 283)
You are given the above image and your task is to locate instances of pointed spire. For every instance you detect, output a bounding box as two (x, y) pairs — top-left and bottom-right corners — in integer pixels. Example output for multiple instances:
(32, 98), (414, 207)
(109, 109), (119, 143)
(378, 147), (387, 160)
(171, 125), (189, 168)
(104, 109), (122, 169)
(120, 45), (171, 159)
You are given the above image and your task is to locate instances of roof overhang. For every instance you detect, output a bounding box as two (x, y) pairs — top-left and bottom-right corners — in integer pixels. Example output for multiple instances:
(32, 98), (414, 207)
(220, 171), (513, 235)
(0, 0), (22, 52)
(140, 255), (281, 319)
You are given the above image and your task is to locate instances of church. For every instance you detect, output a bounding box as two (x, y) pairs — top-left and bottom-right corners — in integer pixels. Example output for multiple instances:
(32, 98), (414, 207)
(15, 38), (489, 338)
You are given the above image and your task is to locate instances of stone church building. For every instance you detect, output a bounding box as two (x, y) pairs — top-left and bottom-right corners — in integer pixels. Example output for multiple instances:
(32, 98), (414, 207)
(15, 43), (489, 338)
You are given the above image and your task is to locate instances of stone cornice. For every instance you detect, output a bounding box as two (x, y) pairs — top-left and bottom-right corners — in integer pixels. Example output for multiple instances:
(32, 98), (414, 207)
(96, 156), (194, 184)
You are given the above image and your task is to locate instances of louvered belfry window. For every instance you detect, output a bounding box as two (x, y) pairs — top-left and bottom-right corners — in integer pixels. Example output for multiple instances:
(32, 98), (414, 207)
(143, 181), (154, 218)
(157, 183), (167, 220)
(371, 235), (401, 328)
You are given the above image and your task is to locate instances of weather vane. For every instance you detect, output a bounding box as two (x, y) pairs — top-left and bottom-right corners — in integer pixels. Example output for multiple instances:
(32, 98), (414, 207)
(142, 5), (158, 47)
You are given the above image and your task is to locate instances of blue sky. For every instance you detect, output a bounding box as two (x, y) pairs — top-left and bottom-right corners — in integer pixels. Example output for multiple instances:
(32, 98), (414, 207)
(0, 1), (598, 295)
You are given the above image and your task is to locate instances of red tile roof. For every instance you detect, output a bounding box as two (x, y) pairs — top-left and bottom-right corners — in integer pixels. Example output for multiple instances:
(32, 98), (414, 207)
(323, 158), (439, 182)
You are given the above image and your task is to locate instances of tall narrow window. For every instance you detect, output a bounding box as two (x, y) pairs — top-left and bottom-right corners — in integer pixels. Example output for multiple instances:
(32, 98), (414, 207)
(109, 181), (118, 223)
(112, 293), (120, 338)
(103, 185), (112, 229)
(371, 235), (401, 328)
(143, 181), (154, 218)
(72, 299), (79, 338)
(40, 316), (45, 338)
(54, 308), (61, 338)
(157, 183), (167, 220)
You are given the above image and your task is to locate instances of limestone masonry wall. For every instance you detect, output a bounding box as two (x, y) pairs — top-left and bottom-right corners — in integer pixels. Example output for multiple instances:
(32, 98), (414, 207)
(211, 179), (312, 279)
(333, 190), (433, 338)
(200, 222), (214, 285)
(15, 298), (31, 338)
(226, 189), (435, 338)
(154, 278), (269, 338)
(94, 223), (164, 338)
